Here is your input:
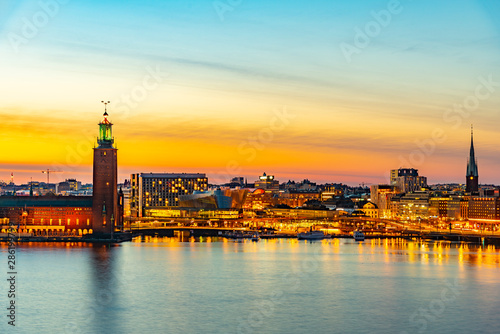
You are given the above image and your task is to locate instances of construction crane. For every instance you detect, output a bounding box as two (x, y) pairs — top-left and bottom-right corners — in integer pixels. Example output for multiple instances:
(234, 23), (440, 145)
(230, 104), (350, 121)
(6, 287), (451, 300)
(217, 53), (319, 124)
(41, 169), (63, 184)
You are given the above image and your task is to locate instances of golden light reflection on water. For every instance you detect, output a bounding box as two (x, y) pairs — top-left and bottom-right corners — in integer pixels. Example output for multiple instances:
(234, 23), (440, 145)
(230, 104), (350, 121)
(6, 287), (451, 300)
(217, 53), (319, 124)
(3, 237), (500, 268)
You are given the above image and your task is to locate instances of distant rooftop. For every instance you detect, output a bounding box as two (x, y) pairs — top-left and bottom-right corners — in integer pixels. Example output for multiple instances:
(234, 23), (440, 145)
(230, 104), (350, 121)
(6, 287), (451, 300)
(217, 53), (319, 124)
(138, 173), (206, 179)
(0, 195), (92, 208)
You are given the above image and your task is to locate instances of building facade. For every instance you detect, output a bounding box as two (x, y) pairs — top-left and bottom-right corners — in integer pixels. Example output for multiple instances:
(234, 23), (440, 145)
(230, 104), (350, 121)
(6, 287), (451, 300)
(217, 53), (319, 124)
(390, 168), (427, 193)
(254, 173), (279, 190)
(468, 197), (500, 222)
(130, 173), (208, 217)
(0, 196), (93, 236)
(370, 184), (399, 218)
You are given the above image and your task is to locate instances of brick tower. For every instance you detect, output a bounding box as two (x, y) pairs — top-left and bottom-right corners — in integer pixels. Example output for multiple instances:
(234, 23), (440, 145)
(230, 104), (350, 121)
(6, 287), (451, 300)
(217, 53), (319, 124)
(92, 105), (118, 236)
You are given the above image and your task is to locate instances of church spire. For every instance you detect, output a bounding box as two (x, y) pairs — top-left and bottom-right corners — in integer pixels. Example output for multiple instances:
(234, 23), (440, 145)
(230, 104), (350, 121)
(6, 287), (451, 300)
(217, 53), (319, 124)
(466, 125), (478, 193)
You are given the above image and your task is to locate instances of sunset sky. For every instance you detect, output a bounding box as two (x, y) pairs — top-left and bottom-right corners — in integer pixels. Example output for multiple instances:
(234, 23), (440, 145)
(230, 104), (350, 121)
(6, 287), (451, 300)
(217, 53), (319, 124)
(1, 0), (500, 186)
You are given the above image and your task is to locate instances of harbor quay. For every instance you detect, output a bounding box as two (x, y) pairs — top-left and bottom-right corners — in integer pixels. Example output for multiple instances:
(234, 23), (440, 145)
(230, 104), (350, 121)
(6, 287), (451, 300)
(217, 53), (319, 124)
(2, 216), (500, 246)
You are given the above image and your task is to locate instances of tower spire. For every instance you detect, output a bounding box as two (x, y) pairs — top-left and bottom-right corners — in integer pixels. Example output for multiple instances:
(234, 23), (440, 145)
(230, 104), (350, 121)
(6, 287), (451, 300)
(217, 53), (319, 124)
(466, 125), (478, 193)
(101, 100), (110, 116)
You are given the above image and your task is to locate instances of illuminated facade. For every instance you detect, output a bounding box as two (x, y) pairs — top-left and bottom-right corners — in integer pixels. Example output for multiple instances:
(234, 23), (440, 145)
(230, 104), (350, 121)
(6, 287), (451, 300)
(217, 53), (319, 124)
(243, 188), (277, 210)
(429, 196), (463, 219)
(398, 191), (430, 219)
(468, 197), (500, 222)
(370, 184), (399, 217)
(361, 202), (379, 218)
(130, 173), (208, 217)
(143, 208), (239, 219)
(178, 189), (248, 209)
(254, 172), (279, 190)
(0, 196), (93, 236)
(279, 191), (321, 208)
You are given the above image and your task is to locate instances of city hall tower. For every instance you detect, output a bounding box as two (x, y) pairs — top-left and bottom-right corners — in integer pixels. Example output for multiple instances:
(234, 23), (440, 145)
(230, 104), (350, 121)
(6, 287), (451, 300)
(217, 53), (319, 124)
(92, 104), (118, 235)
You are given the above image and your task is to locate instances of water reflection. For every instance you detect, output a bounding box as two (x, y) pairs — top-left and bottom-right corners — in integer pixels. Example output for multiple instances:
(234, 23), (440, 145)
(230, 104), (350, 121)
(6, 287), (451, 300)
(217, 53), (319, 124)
(85, 244), (125, 334)
(1, 236), (500, 334)
(122, 236), (500, 268)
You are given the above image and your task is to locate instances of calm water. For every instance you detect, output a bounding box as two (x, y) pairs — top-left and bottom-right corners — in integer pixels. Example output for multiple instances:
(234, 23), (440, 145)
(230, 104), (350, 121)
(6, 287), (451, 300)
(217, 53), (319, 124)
(1, 237), (500, 334)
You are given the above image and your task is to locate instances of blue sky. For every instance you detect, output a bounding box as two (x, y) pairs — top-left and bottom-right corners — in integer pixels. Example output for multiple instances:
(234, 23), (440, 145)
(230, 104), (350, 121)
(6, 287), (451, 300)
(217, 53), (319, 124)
(1, 0), (499, 185)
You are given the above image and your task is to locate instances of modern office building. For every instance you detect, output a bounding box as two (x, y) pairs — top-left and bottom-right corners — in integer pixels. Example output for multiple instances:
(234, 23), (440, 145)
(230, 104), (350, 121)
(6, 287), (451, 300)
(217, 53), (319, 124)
(130, 173), (208, 217)
(390, 168), (427, 193)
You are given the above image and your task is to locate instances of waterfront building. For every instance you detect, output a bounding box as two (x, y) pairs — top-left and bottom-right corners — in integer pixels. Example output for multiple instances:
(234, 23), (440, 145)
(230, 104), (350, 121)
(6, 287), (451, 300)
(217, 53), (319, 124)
(92, 111), (120, 234)
(468, 197), (500, 223)
(130, 173), (208, 217)
(466, 127), (479, 194)
(0, 195), (93, 236)
(390, 168), (427, 193)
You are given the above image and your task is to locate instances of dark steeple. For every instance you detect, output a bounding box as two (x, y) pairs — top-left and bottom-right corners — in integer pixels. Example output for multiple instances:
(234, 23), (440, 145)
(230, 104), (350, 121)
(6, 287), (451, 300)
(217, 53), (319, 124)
(466, 125), (479, 193)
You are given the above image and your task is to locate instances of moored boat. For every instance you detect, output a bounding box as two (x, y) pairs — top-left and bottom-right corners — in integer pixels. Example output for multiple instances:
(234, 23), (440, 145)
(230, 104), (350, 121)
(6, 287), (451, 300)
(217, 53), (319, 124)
(297, 230), (325, 240)
(353, 230), (365, 241)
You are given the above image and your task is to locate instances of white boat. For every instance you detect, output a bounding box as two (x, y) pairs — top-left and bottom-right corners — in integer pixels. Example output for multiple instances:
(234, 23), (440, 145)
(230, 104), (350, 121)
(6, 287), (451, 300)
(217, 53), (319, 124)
(297, 231), (325, 240)
(353, 231), (365, 241)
